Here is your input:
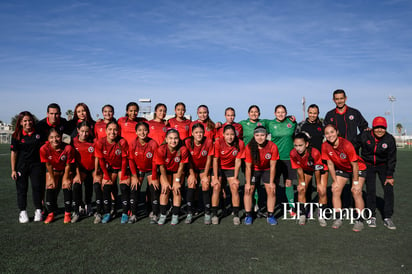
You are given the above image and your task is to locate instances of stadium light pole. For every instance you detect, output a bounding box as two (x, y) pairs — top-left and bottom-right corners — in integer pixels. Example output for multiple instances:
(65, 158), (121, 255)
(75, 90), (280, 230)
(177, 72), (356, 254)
(388, 95), (396, 134)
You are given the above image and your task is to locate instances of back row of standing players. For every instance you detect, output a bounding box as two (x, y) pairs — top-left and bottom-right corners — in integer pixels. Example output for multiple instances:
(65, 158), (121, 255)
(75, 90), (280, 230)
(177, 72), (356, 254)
(11, 89), (397, 230)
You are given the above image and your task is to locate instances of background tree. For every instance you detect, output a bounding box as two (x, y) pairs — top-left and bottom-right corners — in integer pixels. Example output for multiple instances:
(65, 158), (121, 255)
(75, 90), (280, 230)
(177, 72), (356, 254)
(396, 123), (403, 135)
(66, 109), (74, 121)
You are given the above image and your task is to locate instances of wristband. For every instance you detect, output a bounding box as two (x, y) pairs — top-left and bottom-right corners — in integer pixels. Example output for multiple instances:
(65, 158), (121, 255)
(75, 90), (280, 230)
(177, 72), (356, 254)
(175, 178), (180, 182)
(353, 181), (359, 185)
(300, 182), (306, 186)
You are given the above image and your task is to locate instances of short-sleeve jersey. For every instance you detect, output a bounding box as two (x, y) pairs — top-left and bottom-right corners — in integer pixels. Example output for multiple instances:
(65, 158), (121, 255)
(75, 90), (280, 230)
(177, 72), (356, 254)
(128, 138), (159, 172)
(290, 147), (323, 172)
(118, 117), (147, 146)
(72, 137), (95, 171)
(168, 117), (191, 140)
(10, 130), (43, 171)
(95, 137), (129, 169)
(147, 120), (168, 146)
(190, 120), (216, 140)
(266, 118), (296, 160)
(94, 120), (108, 140)
(155, 145), (189, 173)
(239, 119), (267, 145)
(322, 137), (366, 172)
(36, 117), (70, 144)
(216, 122), (243, 140)
(245, 141), (279, 171)
(184, 137), (214, 170)
(40, 143), (75, 171)
(214, 138), (245, 170)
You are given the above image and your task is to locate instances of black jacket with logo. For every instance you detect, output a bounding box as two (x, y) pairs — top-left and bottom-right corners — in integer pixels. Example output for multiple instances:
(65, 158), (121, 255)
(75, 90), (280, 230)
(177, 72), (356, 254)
(355, 131), (397, 178)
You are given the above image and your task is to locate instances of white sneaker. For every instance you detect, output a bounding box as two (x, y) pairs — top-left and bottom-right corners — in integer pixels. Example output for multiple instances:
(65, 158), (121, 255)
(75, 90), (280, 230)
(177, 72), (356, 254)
(34, 209), (43, 222)
(19, 210), (29, 223)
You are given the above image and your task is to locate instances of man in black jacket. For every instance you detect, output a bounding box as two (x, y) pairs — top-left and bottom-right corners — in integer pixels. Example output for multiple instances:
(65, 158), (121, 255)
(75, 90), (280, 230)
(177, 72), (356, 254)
(324, 89), (368, 145)
(355, 116), (397, 229)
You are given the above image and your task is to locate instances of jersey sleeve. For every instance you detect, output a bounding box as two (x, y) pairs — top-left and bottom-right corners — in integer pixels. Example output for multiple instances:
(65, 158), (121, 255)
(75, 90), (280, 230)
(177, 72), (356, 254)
(94, 139), (104, 158)
(120, 139), (129, 158)
(270, 142), (280, 161)
(10, 137), (19, 151)
(66, 146), (75, 164)
(207, 139), (214, 157)
(312, 148), (324, 170)
(214, 141), (221, 159)
(40, 144), (49, 163)
(290, 150), (300, 169)
(321, 143), (330, 161)
(245, 145), (252, 164)
(180, 146), (189, 164)
(155, 146), (166, 165)
(236, 141), (245, 159)
(344, 141), (358, 162)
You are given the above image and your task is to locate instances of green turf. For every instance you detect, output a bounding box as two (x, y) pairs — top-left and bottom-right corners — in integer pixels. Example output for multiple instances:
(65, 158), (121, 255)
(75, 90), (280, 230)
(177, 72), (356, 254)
(0, 144), (410, 273)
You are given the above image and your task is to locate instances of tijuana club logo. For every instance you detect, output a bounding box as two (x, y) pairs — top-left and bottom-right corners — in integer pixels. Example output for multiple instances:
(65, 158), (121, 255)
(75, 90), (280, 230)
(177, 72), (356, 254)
(232, 150), (238, 156)
(349, 115), (354, 120)
(185, 125), (189, 131)
(115, 149), (121, 156)
(88, 147), (94, 153)
(265, 153), (271, 160)
(60, 155), (67, 162)
(162, 127), (167, 132)
(174, 157), (181, 163)
(146, 152), (153, 158)
(340, 153), (347, 159)
(382, 143), (388, 149)
(36, 134), (40, 139)
(287, 123), (292, 128)
(201, 150), (208, 157)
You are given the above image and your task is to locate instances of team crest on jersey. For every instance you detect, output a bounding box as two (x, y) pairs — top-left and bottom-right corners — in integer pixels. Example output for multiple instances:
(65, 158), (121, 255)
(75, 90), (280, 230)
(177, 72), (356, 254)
(21, 139), (25, 143)
(115, 149), (121, 156)
(60, 155), (67, 162)
(340, 153), (347, 159)
(382, 143), (388, 149)
(257, 122), (262, 126)
(317, 127), (322, 132)
(88, 147), (94, 153)
(146, 152), (153, 158)
(330, 118), (334, 122)
(232, 150), (238, 156)
(36, 134), (40, 139)
(174, 157), (181, 163)
(162, 127), (167, 132)
(151, 126), (155, 130)
(265, 153), (271, 160)
(367, 140), (371, 145)
(287, 123), (292, 128)
(185, 125), (189, 131)
(349, 115), (354, 120)
(201, 150), (208, 157)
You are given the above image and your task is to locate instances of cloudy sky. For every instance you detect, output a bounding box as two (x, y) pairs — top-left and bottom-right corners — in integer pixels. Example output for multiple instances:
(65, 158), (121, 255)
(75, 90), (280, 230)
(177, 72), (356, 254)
(1, 0), (411, 133)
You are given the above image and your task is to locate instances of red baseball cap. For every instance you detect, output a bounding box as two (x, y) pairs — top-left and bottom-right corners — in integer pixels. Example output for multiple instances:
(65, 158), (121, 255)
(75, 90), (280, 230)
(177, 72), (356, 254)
(372, 116), (387, 129)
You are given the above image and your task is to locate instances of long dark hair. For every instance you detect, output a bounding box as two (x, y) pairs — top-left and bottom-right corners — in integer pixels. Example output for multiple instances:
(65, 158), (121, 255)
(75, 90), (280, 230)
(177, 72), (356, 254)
(174, 102), (187, 119)
(12, 111), (35, 140)
(73, 103), (95, 123)
(223, 124), (239, 151)
(76, 121), (94, 142)
(165, 128), (183, 155)
(293, 132), (314, 164)
(248, 126), (267, 165)
(187, 122), (206, 149)
(197, 105), (215, 131)
(106, 121), (122, 143)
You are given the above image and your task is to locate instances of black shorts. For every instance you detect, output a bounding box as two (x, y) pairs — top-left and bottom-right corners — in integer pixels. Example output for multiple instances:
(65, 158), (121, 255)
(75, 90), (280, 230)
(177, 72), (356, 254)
(335, 169), (367, 179)
(251, 170), (270, 185)
(275, 160), (297, 181)
(193, 168), (212, 177)
(221, 169), (235, 179)
(107, 166), (120, 174)
(138, 170), (152, 178)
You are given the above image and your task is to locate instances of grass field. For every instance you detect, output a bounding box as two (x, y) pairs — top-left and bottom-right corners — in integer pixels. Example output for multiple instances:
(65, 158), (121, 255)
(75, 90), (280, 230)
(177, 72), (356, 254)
(0, 144), (411, 273)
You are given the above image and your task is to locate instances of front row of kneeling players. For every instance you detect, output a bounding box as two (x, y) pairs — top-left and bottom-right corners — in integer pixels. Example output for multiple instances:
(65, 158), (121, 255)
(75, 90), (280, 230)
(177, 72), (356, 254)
(12, 110), (397, 231)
